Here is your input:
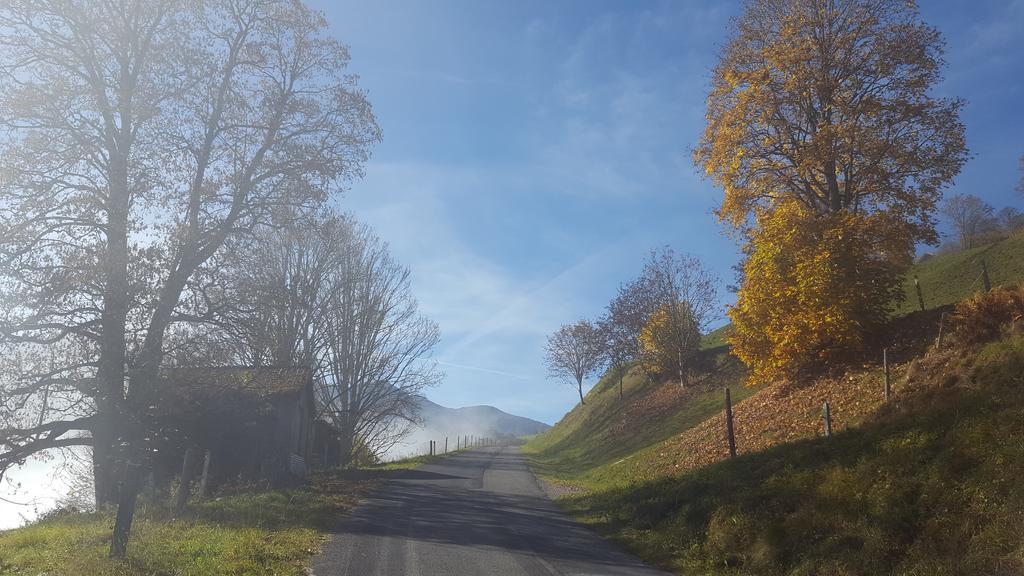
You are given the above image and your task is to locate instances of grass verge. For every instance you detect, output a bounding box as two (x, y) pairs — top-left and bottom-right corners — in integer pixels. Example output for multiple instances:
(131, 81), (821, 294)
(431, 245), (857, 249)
(0, 471), (375, 576)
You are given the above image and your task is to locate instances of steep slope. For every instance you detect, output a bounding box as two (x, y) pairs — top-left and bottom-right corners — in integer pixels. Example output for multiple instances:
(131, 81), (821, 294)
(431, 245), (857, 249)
(525, 347), (756, 488)
(548, 335), (1024, 575)
(526, 239), (1024, 575)
(898, 233), (1024, 314)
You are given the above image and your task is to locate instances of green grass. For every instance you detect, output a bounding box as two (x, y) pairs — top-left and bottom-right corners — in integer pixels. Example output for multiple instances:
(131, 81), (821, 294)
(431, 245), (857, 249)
(898, 233), (1024, 315)
(554, 337), (1024, 575)
(701, 323), (735, 351)
(0, 471), (373, 576)
(376, 450), (461, 470)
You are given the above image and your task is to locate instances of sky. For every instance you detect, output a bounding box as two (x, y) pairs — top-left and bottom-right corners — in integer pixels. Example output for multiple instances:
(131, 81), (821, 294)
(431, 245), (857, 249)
(313, 0), (1024, 426)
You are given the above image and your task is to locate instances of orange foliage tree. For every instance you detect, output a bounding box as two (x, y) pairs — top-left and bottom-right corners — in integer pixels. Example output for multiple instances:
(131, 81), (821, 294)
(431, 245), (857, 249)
(638, 301), (701, 380)
(729, 202), (913, 381)
(695, 0), (968, 383)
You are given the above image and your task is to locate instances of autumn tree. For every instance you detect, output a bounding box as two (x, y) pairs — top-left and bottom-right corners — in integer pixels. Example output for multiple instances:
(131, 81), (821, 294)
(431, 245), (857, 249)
(942, 194), (995, 249)
(695, 0), (968, 382)
(596, 316), (635, 399)
(0, 0), (379, 556)
(598, 248), (717, 391)
(544, 321), (605, 405)
(636, 248), (717, 384)
(638, 302), (701, 380)
(599, 276), (658, 398)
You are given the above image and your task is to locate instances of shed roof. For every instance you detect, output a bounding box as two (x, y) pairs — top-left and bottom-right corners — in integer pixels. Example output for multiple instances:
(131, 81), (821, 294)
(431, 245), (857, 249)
(160, 366), (311, 404)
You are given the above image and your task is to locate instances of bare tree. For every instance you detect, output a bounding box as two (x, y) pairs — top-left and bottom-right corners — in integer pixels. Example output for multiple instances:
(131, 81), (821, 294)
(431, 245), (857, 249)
(207, 214), (438, 465)
(598, 248), (718, 390)
(216, 212), (344, 368)
(640, 247), (718, 385)
(316, 221), (442, 464)
(1018, 155), (1024, 196)
(544, 321), (605, 405)
(0, 0), (379, 556)
(997, 206), (1024, 236)
(596, 316), (635, 400)
(942, 194), (995, 249)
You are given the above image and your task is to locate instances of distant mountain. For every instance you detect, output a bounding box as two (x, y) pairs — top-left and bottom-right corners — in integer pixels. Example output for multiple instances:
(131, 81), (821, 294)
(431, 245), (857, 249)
(385, 397), (550, 460)
(414, 396), (551, 438)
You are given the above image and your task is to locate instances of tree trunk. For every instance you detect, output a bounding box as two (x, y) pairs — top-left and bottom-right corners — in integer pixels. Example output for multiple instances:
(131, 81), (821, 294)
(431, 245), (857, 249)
(577, 379), (585, 405)
(92, 418), (120, 508)
(677, 346), (685, 387)
(337, 422), (356, 467)
(95, 152), (132, 508)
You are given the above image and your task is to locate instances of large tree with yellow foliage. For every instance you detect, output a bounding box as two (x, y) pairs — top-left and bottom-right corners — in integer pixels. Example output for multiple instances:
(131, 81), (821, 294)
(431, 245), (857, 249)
(695, 0), (968, 382)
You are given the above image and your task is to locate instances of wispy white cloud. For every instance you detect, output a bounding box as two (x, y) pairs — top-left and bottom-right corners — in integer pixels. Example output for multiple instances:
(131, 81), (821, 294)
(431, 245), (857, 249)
(435, 360), (527, 380)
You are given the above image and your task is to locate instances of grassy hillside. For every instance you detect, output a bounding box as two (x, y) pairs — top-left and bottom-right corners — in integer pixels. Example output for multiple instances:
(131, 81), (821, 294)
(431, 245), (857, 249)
(526, 305), (945, 491)
(526, 238), (1024, 575)
(560, 336), (1024, 575)
(524, 348), (756, 489)
(898, 233), (1024, 315)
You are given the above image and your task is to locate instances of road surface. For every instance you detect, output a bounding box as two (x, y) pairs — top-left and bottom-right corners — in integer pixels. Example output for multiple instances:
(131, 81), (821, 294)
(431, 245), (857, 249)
(312, 446), (669, 576)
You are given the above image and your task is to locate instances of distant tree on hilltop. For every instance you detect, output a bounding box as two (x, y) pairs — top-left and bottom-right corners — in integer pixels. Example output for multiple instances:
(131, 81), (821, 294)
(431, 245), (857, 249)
(545, 321), (605, 405)
(598, 248), (717, 393)
(997, 206), (1024, 235)
(943, 194), (995, 249)
(1018, 155), (1024, 195)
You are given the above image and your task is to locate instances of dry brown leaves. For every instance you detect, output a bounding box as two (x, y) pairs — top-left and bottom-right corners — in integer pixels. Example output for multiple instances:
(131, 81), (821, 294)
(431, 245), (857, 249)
(614, 354), (948, 483)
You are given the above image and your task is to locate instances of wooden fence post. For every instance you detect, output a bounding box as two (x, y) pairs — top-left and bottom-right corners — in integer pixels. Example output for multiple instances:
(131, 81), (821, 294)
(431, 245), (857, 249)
(174, 447), (200, 515)
(936, 312), (947, 349)
(725, 387), (736, 458)
(981, 260), (992, 292)
(914, 275), (926, 311)
(823, 401), (832, 438)
(883, 348), (891, 401)
(197, 449), (212, 499)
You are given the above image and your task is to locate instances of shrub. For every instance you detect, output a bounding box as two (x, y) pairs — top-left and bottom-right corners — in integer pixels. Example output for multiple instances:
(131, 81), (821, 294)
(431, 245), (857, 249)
(952, 284), (1024, 345)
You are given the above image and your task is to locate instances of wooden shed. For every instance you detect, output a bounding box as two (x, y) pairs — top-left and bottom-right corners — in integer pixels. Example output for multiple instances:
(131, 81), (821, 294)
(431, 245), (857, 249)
(152, 367), (320, 487)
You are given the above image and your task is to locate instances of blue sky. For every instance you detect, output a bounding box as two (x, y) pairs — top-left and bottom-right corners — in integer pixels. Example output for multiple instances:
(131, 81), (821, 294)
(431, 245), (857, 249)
(313, 0), (1024, 425)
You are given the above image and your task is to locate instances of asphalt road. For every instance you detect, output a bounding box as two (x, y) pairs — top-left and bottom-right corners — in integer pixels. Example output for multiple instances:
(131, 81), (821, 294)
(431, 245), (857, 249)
(311, 446), (670, 576)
